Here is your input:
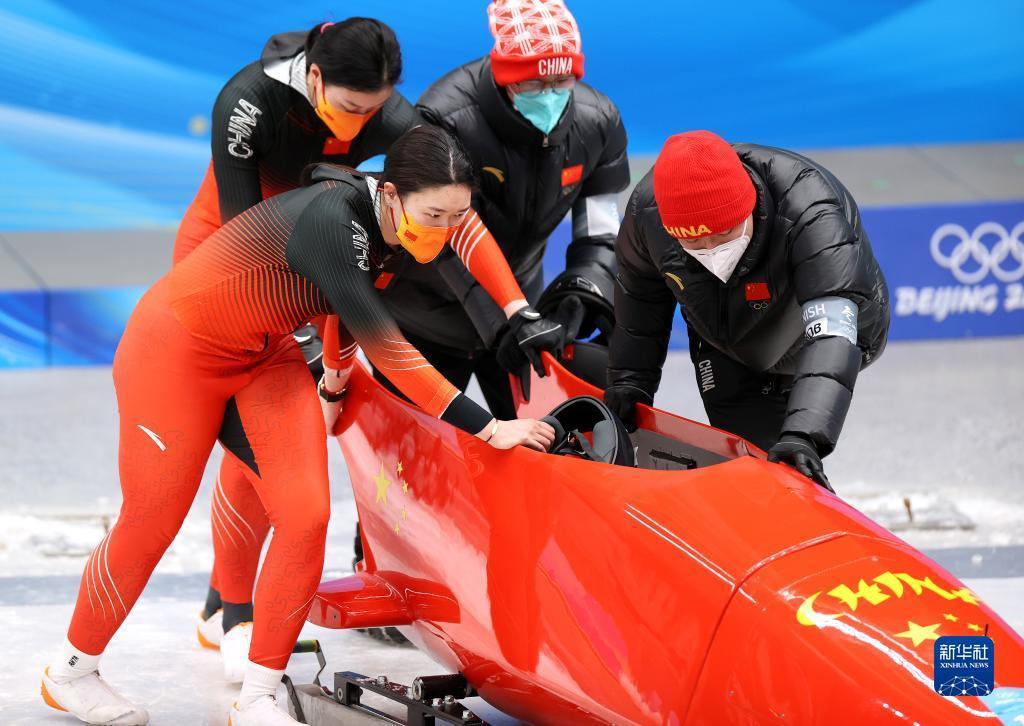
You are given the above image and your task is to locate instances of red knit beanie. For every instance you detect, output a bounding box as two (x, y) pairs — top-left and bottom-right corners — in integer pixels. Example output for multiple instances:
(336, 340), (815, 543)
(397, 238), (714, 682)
(487, 0), (585, 86)
(653, 131), (755, 239)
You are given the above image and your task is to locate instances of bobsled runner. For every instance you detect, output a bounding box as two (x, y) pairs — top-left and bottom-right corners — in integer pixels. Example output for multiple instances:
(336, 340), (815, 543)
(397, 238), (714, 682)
(289, 348), (1023, 724)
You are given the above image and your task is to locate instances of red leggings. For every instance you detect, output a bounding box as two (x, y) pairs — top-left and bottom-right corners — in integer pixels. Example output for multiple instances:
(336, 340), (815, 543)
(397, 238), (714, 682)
(173, 172), (275, 605)
(207, 321), (330, 604)
(209, 455), (272, 603)
(67, 278), (330, 669)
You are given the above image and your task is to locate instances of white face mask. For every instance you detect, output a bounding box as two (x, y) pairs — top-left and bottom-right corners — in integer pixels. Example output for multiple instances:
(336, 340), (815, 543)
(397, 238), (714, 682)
(682, 218), (751, 283)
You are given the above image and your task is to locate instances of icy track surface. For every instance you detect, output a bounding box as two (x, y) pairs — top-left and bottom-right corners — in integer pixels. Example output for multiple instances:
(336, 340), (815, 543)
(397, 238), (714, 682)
(0, 338), (1021, 723)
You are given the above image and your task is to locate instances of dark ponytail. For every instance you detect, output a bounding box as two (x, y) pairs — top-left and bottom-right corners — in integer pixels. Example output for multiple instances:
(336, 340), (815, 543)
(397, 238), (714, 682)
(304, 17), (402, 92)
(382, 126), (477, 196)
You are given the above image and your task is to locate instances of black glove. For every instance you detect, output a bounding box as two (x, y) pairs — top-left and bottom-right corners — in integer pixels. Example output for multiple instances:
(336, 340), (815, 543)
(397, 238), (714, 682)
(497, 297), (584, 402)
(537, 271), (616, 344)
(768, 434), (835, 493)
(497, 298), (584, 375)
(603, 384), (652, 433)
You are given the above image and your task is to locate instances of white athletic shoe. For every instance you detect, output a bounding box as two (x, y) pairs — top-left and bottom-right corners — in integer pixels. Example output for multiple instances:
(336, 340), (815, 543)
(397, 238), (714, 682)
(197, 608), (224, 650)
(221, 622), (253, 683)
(228, 695), (299, 725)
(41, 667), (149, 725)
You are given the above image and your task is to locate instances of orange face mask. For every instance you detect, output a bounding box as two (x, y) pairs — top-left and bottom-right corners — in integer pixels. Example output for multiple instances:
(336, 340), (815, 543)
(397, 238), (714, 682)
(314, 82), (376, 142)
(389, 197), (459, 264)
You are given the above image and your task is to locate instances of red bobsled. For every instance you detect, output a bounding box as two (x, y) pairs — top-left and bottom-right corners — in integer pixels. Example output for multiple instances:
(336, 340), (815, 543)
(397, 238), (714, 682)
(305, 352), (1024, 724)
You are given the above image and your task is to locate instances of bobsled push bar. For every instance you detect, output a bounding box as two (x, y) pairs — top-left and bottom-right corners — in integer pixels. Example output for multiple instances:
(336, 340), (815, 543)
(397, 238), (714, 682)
(283, 640), (484, 726)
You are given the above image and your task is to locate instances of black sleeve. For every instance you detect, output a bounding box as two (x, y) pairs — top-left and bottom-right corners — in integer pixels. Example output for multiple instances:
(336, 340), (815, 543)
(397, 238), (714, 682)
(349, 92), (423, 167)
(210, 75), (274, 223)
(286, 187), (493, 434)
(556, 104), (629, 299)
(606, 190), (677, 398)
(781, 203), (871, 456)
(560, 192), (620, 313)
(432, 247), (509, 348)
(578, 103), (630, 198)
(414, 102), (451, 132)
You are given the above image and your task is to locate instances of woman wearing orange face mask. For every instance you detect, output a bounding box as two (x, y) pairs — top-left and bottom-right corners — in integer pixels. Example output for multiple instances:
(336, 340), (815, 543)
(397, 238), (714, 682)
(42, 125), (554, 726)
(170, 16), (420, 679)
(175, 18), (415, 264)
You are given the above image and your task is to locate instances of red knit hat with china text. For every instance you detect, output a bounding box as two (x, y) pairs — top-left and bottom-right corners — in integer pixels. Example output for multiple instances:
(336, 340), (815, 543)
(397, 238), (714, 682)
(653, 131), (755, 239)
(487, 0), (585, 86)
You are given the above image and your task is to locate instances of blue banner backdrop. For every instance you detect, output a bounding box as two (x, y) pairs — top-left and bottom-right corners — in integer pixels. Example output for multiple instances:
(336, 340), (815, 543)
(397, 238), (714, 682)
(869, 202), (1024, 339)
(1, 0), (1022, 231)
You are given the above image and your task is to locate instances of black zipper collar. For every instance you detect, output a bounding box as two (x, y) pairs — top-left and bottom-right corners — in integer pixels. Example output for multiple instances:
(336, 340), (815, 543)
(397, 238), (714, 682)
(308, 166), (395, 266)
(476, 57), (575, 149)
(732, 163), (776, 281)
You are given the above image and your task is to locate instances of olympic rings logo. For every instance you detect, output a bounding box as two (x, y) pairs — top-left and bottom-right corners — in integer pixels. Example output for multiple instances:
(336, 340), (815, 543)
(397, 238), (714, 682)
(930, 221), (1024, 284)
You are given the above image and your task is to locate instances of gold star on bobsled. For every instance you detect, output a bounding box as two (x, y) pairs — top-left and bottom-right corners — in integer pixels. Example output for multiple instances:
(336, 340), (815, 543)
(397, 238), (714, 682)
(895, 621), (941, 647)
(374, 461), (392, 505)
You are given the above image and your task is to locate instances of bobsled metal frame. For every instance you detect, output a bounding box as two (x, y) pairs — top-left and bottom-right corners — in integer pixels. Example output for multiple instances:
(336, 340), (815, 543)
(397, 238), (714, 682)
(282, 640), (330, 724)
(334, 672), (482, 726)
(283, 640), (485, 726)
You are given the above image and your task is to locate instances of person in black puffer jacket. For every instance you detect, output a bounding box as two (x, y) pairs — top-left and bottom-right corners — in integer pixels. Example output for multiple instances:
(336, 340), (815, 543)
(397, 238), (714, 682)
(605, 131), (890, 491)
(378, 0), (630, 418)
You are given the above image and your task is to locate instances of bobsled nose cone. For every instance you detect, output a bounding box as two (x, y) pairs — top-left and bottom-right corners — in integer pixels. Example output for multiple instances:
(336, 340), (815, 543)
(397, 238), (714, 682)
(687, 536), (1024, 722)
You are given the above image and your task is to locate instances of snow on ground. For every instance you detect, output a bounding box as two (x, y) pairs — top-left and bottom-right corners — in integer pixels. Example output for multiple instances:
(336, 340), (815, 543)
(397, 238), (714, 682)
(0, 598), (460, 725)
(0, 338), (1021, 723)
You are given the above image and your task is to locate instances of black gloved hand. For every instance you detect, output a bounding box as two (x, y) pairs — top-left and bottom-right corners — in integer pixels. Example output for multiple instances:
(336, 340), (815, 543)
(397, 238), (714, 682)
(603, 384), (652, 433)
(497, 297), (584, 377)
(538, 268), (616, 344)
(768, 433), (835, 493)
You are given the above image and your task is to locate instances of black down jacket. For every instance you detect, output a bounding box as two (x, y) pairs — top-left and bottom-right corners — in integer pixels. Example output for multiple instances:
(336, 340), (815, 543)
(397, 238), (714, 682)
(378, 57), (630, 354)
(609, 144), (890, 455)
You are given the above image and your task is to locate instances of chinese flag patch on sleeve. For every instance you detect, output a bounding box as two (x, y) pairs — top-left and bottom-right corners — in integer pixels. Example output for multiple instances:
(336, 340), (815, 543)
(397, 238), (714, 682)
(745, 281), (771, 301)
(561, 164), (583, 187)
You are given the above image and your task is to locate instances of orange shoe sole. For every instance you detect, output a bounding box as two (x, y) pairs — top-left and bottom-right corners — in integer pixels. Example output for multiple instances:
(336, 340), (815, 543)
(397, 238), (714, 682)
(197, 626), (220, 650)
(41, 669), (68, 712)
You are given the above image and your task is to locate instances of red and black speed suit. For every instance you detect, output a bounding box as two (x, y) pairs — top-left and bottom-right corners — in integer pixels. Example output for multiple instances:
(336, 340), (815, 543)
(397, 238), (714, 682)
(171, 30), (418, 622)
(174, 30), (419, 263)
(67, 167), (517, 668)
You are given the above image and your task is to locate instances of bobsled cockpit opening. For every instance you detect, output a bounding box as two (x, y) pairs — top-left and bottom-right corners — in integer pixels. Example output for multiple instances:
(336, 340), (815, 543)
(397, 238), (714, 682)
(541, 396), (738, 471)
(629, 428), (731, 471)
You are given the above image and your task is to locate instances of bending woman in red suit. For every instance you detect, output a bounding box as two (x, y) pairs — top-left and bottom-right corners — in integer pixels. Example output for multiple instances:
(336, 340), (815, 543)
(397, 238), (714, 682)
(42, 125), (554, 726)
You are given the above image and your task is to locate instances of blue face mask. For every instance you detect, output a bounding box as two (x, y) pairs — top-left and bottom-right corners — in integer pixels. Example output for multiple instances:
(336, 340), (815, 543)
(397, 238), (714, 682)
(512, 88), (571, 135)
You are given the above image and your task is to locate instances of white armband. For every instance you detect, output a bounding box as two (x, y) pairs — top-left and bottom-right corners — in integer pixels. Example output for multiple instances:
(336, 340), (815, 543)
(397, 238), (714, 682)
(571, 193), (620, 240)
(802, 297), (858, 344)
